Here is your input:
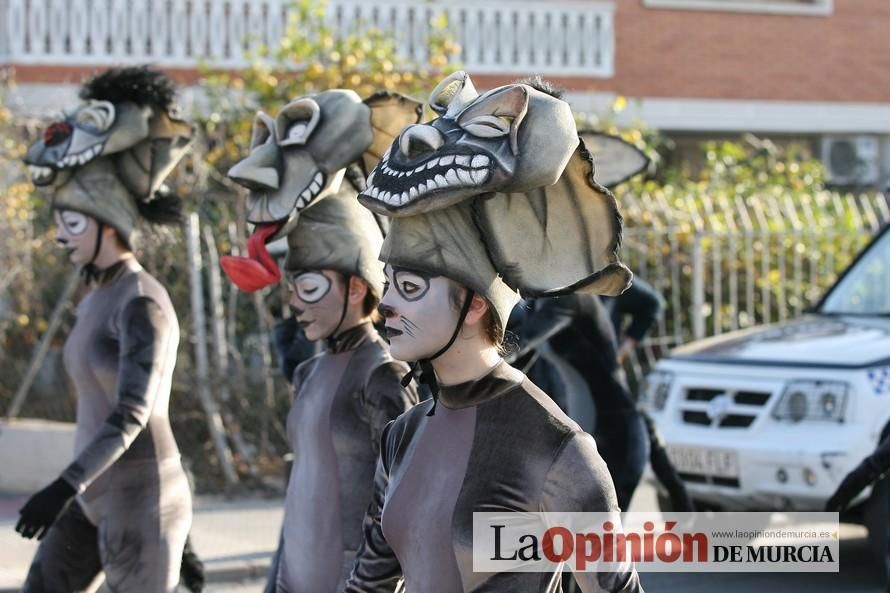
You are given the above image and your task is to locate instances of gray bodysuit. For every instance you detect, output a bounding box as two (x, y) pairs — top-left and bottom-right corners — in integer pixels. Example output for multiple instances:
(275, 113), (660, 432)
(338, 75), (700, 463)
(344, 361), (644, 593)
(23, 257), (192, 593)
(276, 322), (419, 593)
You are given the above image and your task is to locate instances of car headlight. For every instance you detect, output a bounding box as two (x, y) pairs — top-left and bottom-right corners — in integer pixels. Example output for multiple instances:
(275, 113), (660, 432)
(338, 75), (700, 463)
(641, 370), (673, 412)
(772, 380), (848, 423)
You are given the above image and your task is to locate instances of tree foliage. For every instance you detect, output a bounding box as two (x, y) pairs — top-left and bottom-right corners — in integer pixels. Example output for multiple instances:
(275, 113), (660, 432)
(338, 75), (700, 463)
(199, 0), (459, 175)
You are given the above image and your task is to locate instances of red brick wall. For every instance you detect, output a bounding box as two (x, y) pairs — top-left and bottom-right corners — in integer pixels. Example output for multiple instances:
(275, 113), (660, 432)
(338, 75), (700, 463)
(9, 65), (202, 86)
(610, 0), (890, 102)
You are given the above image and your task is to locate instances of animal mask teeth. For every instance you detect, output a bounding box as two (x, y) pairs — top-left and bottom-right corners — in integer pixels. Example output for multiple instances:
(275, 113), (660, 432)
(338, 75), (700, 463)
(295, 170), (326, 210)
(52, 145), (105, 170)
(364, 153), (492, 205)
(28, 165), (55, 183)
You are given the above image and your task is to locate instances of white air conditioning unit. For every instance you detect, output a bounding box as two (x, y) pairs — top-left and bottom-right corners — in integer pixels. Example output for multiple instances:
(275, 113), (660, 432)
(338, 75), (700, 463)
(821, 135), (880, 186)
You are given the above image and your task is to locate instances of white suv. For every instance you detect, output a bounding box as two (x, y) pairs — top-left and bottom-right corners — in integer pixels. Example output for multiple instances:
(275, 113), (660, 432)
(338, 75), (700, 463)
(644, 225), (890, 518)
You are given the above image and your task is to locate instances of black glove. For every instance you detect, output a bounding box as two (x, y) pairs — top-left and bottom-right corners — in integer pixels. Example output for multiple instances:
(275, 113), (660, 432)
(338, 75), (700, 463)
(180, 535), (206, 593)
(15, 477), (77, 540)
(272, 317), (315, 383)
(825, 463), (876, 512)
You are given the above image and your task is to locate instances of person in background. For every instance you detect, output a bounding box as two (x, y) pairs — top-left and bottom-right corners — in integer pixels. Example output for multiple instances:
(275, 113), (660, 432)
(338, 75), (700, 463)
(513, 293), (651, 512)
(344, 71), (642, 593)
(604, 276), (694, 513)
(222, 90), (421, 593)
(826, 430), (890, 512)
(272, 315), (317, 384)
(603, 276), (666, 366)
(508, 274), (693, 514)
(16, 67), (201, 592)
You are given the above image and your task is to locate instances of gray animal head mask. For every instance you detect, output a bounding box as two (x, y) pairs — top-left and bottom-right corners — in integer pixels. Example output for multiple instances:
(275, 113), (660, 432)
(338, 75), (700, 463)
(221, 90), (422, 292)
(361, 71), (579, 215)
(363, 71), (633, 306)
(23, 66), (193, 241)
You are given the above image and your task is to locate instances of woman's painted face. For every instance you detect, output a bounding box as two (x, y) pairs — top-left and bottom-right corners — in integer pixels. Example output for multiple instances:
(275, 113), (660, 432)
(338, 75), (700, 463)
(379, 265), (461, 361)
(286, 269), (347, 341)
(53, 209), (99, 265)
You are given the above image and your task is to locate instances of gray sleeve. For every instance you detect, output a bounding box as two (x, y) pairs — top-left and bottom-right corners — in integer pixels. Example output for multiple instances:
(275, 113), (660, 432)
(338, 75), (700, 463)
(343, 422), (403, 593)
(61, 296), (172, 492)
(542, 432), (644, 593)
(361, 362), (419, 456)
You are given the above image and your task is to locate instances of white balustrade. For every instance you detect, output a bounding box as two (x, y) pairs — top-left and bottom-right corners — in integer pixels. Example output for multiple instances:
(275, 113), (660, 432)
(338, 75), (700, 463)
(0, 0), (614, 77)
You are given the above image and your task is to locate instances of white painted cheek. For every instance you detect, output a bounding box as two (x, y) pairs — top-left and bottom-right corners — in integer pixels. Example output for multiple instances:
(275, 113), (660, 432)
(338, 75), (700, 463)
(71, 223), (99, 262)
(423, 282), (460, 343)
(407, 296), (457, 360)
(386, 300), (427, 361)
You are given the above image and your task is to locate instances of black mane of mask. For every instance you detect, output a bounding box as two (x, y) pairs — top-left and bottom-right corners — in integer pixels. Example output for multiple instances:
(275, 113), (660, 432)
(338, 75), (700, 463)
(515, 75), (564, 99)
(137, 187), (184, 226)
(79, 66), (176, 111)
(343, 162), (367, 193)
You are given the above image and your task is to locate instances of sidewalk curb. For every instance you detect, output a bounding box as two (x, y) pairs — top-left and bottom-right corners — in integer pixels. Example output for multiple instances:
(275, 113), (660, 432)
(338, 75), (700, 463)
(205, 559), (271, 584)
(0, 560), (271, 592)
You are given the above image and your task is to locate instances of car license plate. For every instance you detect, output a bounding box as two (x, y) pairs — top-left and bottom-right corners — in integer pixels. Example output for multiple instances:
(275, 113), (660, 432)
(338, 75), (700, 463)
(666, 445), (739, 479)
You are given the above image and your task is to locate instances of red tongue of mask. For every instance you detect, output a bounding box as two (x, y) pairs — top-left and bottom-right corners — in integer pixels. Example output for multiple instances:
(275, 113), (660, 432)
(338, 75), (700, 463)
(220, 223), (282, 292)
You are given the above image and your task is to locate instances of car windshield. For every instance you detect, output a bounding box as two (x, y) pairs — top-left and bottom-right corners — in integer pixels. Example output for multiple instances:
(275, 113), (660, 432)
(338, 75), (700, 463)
(821, 229), (890, 316)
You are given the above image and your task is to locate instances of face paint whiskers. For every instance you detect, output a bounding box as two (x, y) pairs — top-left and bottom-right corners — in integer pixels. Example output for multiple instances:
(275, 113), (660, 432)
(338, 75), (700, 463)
(401, 317), (420, 338)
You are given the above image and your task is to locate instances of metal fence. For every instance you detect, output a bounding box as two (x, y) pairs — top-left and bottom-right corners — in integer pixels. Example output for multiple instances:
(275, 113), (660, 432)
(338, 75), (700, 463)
(618, 190), (890, 382)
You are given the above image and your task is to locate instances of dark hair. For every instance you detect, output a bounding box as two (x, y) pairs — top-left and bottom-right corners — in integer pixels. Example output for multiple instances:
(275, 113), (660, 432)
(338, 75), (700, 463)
(446, 282), (504, 352)
(343, 162), (366, 192)
(336, 273), (382, 323)
(363, 290), (382, 323)
(112, 228), (131, 250)
(136, 188), (184, 226)
(81, 66), (177, 111)
(515, 75), (565, 99)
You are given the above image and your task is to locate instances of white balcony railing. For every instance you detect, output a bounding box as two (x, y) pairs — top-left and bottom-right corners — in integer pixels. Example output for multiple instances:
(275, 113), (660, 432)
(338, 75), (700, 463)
(0, 0), (614, 77)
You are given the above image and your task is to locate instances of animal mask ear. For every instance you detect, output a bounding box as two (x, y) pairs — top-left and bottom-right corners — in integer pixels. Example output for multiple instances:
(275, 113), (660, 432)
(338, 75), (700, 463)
(473, 138), (632, 297)
(361, 92), (423, 176)
(114, 111), (193, 199)
(579, 131), (650, 187)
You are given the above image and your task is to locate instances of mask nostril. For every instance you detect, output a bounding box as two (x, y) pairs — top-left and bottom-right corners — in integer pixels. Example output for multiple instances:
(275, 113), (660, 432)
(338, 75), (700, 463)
(229, 166), (280, 192)
(405, 139), (433, 161)
(43, 121), (72, 146)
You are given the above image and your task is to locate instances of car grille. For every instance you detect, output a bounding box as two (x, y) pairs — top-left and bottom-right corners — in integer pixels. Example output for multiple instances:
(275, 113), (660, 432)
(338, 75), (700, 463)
(678, 472), (741, 488)
(679, 387), (772, 429)
(677, 472), (740, 488)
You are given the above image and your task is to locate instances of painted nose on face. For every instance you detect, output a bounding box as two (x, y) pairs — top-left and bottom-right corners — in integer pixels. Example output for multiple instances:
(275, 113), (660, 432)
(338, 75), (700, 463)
(377, 302), (396, 319)
(399, 124), (444, 161)
(228, 143), (282, 191)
